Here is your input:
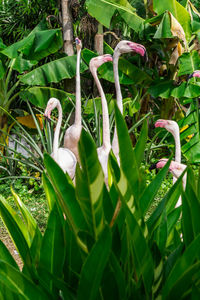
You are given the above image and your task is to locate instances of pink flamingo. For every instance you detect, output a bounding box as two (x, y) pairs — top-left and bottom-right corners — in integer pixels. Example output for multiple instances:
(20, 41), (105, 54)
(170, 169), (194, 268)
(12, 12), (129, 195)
(89, 54), (113, 184)
(155, 120), (181, 164)
(112, 40), (147, 162)
(155, 119), (182, 205)
(156, 158), (187, 192)
(64, 38), (82, 162)
(44, 97), (77, 179)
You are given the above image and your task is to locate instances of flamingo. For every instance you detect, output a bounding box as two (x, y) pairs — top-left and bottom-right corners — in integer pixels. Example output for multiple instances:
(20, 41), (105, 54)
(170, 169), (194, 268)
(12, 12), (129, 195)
(112, 40), (147, 163)
(89, 54), (113, 184)
(64, 38), (82, 162)
(156, 158), (187, 191)
(155, 119), (182, 206)
(188, 70), (200, 79)
(155, 120), (181, 164)
(44, 97), (77, 179)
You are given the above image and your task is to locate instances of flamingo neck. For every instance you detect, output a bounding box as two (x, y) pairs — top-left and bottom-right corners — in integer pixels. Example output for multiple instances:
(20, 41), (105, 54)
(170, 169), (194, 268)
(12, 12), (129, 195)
(53, 101), (62, 159)
(172, 129), (181, 163)
(92, 69), (111, 149)
(113, 50), (123, 113)
(75, 48), (81, 126)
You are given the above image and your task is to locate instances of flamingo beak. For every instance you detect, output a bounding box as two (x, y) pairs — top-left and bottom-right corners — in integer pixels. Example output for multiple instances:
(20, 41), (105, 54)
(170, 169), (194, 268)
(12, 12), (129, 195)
(103, 54), (113, 63)
(75, 37), (80, 44)
(155, 120), (166, 128)
(143, 51), (148, 63)
(44, 109), (51, 123)
(127, 42), (147, 58)
(187, 71), (200, 82)
(44, 115), (51, 123)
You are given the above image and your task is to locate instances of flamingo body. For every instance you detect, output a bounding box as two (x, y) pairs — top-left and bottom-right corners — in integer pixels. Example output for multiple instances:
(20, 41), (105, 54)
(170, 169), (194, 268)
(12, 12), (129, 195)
(112, 40), (147, 163)
(64, 38), (82, 162)
(44, 97), (77, 179)
(89, 54), (113, 184)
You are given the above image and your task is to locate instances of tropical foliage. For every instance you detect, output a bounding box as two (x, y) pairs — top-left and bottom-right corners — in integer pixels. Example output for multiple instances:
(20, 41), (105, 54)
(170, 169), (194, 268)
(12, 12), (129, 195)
(1, 0), (200, 298)
(0, 106), (200, 299)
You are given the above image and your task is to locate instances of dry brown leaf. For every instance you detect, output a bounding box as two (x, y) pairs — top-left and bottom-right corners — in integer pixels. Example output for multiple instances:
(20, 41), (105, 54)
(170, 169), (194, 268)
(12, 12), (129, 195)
(16, 114), (43, 129)
(169, 42), (183, 65)
(168, 12), (187, 49)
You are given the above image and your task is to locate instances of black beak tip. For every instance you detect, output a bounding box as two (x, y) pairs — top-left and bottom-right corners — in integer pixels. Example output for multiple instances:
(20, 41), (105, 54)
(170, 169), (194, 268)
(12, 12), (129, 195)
(187, 73), (194, 82)
(44, 115), (51, 123)
(143, 52), (148, 63)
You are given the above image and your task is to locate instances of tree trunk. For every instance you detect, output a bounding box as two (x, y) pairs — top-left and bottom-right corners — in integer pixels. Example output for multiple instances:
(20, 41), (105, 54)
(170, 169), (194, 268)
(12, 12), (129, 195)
(94, 24), (104, 55)
(61, 0), (74, 56)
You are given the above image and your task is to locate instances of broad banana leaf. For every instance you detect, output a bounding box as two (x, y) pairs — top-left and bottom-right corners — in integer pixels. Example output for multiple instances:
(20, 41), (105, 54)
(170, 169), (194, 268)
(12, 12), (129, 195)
(20, 55), (88, 86)
(178, 51), (200, 75)
(12, 55), (38, 73)
(20, 86), (75, 111)
(82, 47), (151, 85)
(86, 0), (144, 33)
(1, 28), (63, 62)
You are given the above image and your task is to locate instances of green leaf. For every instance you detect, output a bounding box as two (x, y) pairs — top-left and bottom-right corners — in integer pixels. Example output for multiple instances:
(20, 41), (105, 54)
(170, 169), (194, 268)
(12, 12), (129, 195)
(162, 234), (200, 299)
(1, 29), (63, 61)
(43, 154), (88, 235)
(76, 130), (105, 239)
(114, 103), (142, 200)
(0, 195), (32, 267)
(0, 60), (6, 79)
(139, 158), (171, 215)
(77, 225), (112, 300)
(134, 119), (148, 166)
(148, 80), (174, 99)
(124, 203), (154, 294)
(11, 187), (41, 243)
(20, 55), (88, 86)
(63, 221), (84, 291)
(42, 172), (58, 211)
(0, 240), (19, 270)
(184, 169), (200, 238)
(20, 86), (75, 110)
(86, 0), (116, 28)
(167, 207), (181, 236)
(153, 0), (191, 41)
(38, 206), (65, 294)
(154, 12), (173, 39)
(156, 209), (167, 254)
(178, 51), (200, 76)
(12, 55), (37, 73)
(0, 261), (52, 299)
(147, 173), (182, 234)
(86, 0), (144, 32)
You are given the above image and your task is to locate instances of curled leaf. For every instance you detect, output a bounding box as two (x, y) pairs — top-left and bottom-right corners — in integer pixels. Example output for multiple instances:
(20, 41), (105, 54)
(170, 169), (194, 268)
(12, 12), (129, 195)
(168, 12), (187, 49)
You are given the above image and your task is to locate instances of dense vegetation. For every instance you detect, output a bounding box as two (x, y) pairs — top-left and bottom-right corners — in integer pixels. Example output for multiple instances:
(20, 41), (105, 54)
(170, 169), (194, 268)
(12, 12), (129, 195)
(1, 0), (200, 298)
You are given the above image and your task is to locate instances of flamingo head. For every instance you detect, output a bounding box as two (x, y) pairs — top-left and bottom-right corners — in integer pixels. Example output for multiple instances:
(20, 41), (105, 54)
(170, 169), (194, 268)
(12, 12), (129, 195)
(188, 70), (200, 80)
(155, 119), (179, 135)
(156, 158), (186, 178)
(44, 97), (59, 120)
(115, 40), (147, 60)
(89, 54), (113, 72)
(75, 37), (82, 51)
